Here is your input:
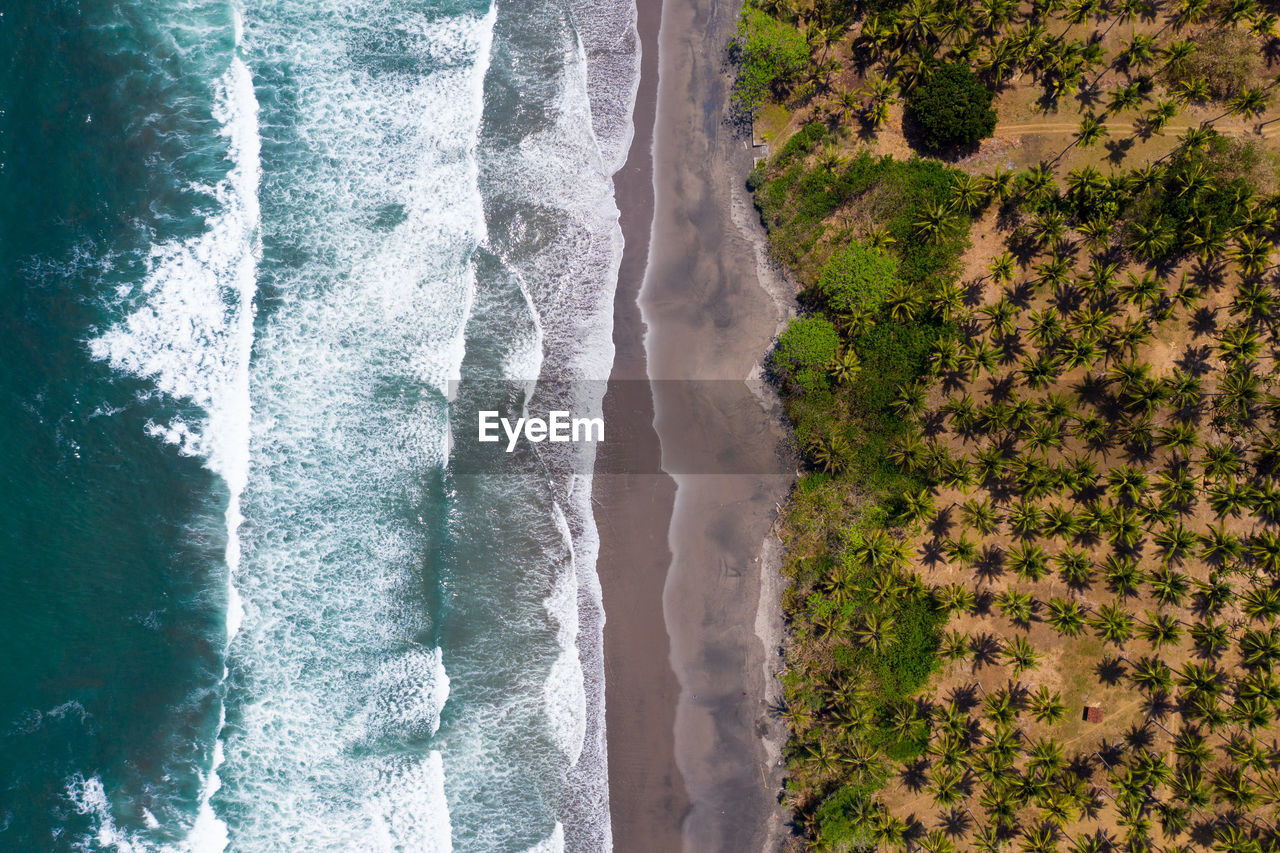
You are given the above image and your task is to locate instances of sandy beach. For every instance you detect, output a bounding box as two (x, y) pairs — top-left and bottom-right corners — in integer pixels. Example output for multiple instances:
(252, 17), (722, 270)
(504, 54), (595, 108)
(595, 0), (687, 847)
(598, 0), (795, 846)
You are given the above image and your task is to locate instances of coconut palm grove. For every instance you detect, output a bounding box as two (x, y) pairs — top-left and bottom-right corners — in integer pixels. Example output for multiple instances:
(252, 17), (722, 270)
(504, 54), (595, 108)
(735, 0), (1280, 848)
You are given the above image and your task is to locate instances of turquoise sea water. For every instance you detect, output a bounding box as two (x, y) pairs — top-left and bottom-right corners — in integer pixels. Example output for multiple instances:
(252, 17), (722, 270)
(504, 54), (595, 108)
(0, 1), (636, 850)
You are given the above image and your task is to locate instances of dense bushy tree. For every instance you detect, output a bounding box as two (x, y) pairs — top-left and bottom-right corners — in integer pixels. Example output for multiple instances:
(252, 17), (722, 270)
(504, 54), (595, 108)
(775, 315), (840, 392)
(729, 9), (810, 114)
(905, 64), (998, 152)
(815, 241), (901, 316)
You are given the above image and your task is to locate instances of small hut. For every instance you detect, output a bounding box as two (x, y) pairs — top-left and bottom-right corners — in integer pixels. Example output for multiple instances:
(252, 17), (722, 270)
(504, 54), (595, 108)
(1083, 706), (1104, 723)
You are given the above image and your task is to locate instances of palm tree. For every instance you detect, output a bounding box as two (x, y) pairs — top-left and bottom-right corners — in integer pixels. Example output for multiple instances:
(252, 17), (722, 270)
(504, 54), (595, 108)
(1154, 521), (1197, 565)
(1127, 218), (1172, 261)
(1160, 37), (1196, 72)
(989, 251), (1016, 284)
(1199, 524), (1243, 565)
(1144, 98), (1179, 134)
(1046, 598), (1088, 636)
(1140, 610), (1181, 648)
(897, 488), (935, 526)
(1075, 113), (1108, 148)
(1226, 86), (1270, 122)
(1008, 499), (1043, 538)
(1176, 75), (1211, 104)
(1091, 602), (1136, 645)
(1129, 655), (1174, 692)
(982, 166), (1018, 204)
(1009, 541), (1051, 581)
(1021, 823), (1060, 853)
(888, 430), (926, 472)
(961, 497), (1002, 535)
(1230, 232), (1273, 277)
(808, 430), (850, 473)
(1107, 465), (1149, 504)
(937, 582), (978, 615)
(1211, 767), (1259, 810)
(1242, 586), (1280, 621)
(1028, 685), (1067, 724)
(1120, 33), (1157, 70)
(1208, 478), (1254, 519)
(887, 284), (924, 324)
(1149, 566), (1190, 607)
(852, 612), (897, 653)
(1105, 504), (1144, 550)
(916, 200), (959, 244)
(1102, 553), (1144, 597)
(828, 348), (862, 386)
(1107, 80), (1145, 114)
(1195, 571), (1235, 613)
(1239, 626), (1280, 671)
(951, 173), (990, 214)
(940, 628), (972, 664)
(997, 588), (1037, 626)
(921, 829), (958, 853)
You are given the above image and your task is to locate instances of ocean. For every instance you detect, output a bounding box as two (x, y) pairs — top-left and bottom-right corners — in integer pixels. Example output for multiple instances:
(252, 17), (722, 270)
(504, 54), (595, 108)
(0, 0), (637, 850)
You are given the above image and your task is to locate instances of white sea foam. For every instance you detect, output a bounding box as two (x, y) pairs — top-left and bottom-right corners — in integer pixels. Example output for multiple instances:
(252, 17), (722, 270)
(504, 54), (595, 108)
(207, 2), (497, 849)
(467, 0), (636, 843)
(544, 505), (586, 764)
(526, 822), (566, 853)
(67, 775), (138, 853)
(567, 0), (641, 174)
(87, 40), (260, 853)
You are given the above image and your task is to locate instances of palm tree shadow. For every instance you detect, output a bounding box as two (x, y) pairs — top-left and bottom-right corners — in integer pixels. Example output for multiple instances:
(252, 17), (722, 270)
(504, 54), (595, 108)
(1189, 306), (1218, 337)
(985, 374), (1015, 402)
(969, 633), (1003, 669)
(1096, 654), (1126, 685)
(1105, 136), (1134, 165)
(1124, 721), (1154, 750)
(900, 758), (930, 792)
(947, 683), (980, 712)
(1177, 344), (1212, 376)
(930, 507), (954, 538)
(939, 807), (973, 839)
(974, 545), (1005, 583)
(920, 410), (946, 438)
(998, 333), (1026, 365)
(941, 370), (969, 394)
(1007, 280), (1035, 308)
(1144, 690), (1175, 721)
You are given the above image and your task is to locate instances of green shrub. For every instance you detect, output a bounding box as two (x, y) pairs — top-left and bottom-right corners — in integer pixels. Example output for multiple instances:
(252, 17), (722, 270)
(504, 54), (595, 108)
(875, 592), (945, 699)
(905, 63), (997, 151)
(1124, 132), (1262, 260)
(774, 315), (839, 392)
(814, 242), (900, 316)
(728, 10), (810, 114)
(813, 786), (876, 850)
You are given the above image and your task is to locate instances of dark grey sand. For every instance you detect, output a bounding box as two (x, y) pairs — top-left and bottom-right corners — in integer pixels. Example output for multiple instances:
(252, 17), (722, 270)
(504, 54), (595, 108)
(605, 0), (798, 846)
(596, 0), (689, 847)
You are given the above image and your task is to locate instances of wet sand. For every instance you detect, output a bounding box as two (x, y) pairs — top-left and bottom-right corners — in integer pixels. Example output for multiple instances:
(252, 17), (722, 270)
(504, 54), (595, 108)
(596, 0), (688, 847)
(598, 0), (795, 846)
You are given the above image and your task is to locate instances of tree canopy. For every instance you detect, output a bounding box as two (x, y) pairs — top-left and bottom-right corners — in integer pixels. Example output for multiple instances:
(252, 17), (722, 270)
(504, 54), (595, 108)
(728, 9), (810, 115)
(905, 64), (998, 152)
(815, 242), (901, 317)
(775, 315), (840, 392)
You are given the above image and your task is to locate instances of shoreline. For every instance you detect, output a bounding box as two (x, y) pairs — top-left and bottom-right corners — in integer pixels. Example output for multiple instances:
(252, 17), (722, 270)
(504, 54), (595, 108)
(597, 0), (795, 845)
(595, 0), (690, 847)
(640, 0), (795, 847)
